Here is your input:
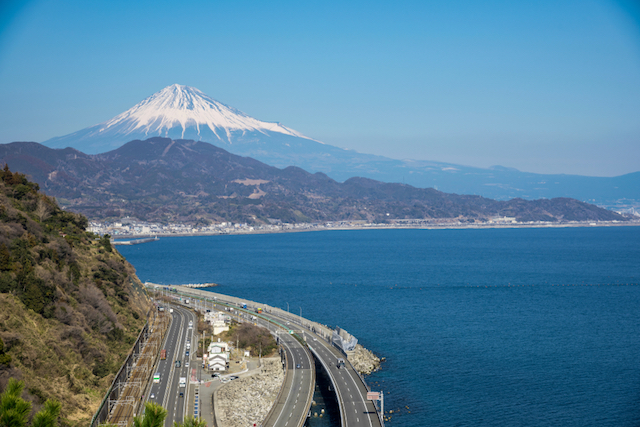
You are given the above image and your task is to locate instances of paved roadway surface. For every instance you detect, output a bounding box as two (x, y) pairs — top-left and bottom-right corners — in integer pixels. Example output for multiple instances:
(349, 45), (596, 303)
(144, 305), (197, 426)
(259, 311), (382, 427)
(150, 286), (382, 427)
(145, 297), (314, 427)
(253, 315), (315, 427)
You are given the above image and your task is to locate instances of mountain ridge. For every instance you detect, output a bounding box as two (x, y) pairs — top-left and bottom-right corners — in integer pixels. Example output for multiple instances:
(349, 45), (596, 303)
(36, 85), (639, 210)
(0, 138), (626, 225)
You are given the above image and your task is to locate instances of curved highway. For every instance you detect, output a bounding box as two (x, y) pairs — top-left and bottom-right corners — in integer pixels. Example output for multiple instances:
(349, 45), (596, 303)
(259, 311), (381, 427)
(167, 286), (383, 427)
(255, 316), (315, 427)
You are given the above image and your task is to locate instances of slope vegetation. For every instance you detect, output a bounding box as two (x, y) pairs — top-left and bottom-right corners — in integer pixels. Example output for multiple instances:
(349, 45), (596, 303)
(0, 166), (150, 426)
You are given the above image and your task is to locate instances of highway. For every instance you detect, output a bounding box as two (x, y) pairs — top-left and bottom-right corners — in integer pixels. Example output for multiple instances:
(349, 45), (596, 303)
(165, 285), (383, 427)
(259, 311), (382, 427)
(254, 316), (315, 427)
(144, 305), (197, 426)
(306, 333), (381, 427)
(144, 295), (315, 427)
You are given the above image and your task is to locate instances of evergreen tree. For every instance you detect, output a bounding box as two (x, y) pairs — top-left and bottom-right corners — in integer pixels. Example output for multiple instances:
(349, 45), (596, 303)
(174, 417), (207, 427)
(30, 400), (61, 427)
(0, 379), (61, 427)
(132, 402), (167, 427)
(0, 378), (32, 427)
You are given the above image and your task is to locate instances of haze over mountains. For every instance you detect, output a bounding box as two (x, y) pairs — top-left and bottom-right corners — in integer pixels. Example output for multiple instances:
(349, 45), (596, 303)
(26, 84), (636, 212)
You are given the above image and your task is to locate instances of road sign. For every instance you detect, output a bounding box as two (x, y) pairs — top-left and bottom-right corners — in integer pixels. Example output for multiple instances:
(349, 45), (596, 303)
(367, 392), (380, 400)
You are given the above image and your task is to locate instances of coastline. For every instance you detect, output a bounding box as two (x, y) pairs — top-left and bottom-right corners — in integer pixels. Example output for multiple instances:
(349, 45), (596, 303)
(109, 219), (640, 240)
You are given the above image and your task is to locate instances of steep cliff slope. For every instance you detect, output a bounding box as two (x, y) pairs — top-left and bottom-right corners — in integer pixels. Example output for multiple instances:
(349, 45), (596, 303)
(0, 165), (151, 426)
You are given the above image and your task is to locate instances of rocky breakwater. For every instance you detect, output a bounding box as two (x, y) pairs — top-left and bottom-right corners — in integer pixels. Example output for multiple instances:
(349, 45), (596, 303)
(348, 344), (382, 375)
(215, 358), (284, 427)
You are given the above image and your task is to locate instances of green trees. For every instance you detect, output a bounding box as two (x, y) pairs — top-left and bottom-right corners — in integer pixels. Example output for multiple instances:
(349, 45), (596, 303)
(126, 402), (207, 427)
(132, 402), (167, 427)
(0, 379), (60, 427)
(0, 338), (11, 366)
(175, 416), (207, 427)
(29, 401), (61, 427)
(99, 235), (112, 253)
(0, 379), (30, 427)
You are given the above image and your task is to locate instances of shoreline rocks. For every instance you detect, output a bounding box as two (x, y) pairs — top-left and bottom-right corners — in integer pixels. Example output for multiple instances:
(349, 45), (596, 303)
(348, 344), (381, 375)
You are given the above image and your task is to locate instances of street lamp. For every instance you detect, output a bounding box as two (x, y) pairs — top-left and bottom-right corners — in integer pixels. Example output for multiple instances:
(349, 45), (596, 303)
(286, 302), (289, 313)
(299, 307), (302, 319)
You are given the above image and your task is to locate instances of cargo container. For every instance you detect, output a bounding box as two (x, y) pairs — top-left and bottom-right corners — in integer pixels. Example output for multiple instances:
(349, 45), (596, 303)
(160, 349), (167, 360)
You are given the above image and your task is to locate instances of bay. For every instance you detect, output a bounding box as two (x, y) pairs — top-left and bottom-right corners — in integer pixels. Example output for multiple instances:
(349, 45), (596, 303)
(119, 227), (640, 426)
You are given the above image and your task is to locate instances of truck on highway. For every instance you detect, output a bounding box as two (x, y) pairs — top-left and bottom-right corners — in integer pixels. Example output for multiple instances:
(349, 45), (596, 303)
(160, 349), (167, 360)
(240, 302), (247, 309)
(185, 299), (190, 304)
(153, 373), (160, 383)
(179, 377), (186, 388)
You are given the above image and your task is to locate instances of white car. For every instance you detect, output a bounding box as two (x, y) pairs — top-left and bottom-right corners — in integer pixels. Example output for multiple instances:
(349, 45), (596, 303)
(185, 361), (189, 368)
(150, 393), (155, 399)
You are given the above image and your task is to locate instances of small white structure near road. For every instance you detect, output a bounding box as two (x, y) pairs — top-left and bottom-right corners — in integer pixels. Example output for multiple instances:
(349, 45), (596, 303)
(205, 311), (230, 335)
(207, 338), (230, 371)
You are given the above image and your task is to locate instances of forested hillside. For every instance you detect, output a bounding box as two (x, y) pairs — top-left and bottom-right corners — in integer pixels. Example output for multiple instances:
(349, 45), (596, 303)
(0, 165), (151, 426)
(0, 139), (627, 224)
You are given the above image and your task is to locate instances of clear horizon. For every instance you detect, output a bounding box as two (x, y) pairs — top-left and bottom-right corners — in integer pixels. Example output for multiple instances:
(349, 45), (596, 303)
(1, 0), (639, 177)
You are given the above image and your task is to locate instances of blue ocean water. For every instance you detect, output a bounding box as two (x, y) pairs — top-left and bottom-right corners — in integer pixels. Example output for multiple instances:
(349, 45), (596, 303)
(119, 227), (640, 426)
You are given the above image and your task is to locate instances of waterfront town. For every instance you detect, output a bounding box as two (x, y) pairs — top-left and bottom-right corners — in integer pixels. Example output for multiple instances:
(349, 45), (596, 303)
(88, 216), (638, 239)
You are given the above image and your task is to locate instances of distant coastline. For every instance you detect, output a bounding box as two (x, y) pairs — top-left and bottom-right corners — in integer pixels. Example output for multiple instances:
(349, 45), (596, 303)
(106, 219), (640, 240)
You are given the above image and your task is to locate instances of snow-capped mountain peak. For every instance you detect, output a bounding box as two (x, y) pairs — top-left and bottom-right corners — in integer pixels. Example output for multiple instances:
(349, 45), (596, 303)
(43, 84), (313, 154)
(102, 84), (307, 140)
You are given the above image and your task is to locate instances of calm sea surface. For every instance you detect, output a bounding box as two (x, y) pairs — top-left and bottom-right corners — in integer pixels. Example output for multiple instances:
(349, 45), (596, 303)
(119, 227), (640, 426)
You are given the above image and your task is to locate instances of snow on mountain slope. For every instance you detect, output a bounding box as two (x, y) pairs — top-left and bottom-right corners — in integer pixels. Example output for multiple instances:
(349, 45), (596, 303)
(43, 84), (312, 153)
(102, 84), (306, 139)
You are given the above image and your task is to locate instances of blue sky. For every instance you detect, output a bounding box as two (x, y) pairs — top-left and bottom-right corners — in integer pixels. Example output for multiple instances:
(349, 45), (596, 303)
(0, 0), (639, 176)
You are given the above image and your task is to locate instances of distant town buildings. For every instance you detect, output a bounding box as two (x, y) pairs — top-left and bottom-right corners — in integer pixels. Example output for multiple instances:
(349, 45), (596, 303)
(87, 215), (635, 239)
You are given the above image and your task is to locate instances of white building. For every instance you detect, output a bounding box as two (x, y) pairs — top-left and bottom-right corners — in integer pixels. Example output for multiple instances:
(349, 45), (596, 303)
(204, 311), (229, 335)
(208, 353), (228, 371)
(208, 339), (229, 354)
(207, 338), (230, 371)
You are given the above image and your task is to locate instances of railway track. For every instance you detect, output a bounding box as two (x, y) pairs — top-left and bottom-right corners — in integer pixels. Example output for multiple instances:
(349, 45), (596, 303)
(106, 311), (170, 426)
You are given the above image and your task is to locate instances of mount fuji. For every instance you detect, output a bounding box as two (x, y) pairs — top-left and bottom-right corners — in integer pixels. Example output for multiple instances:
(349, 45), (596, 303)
(44, 84), (314, 154)
(40, 84), (639, 210)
